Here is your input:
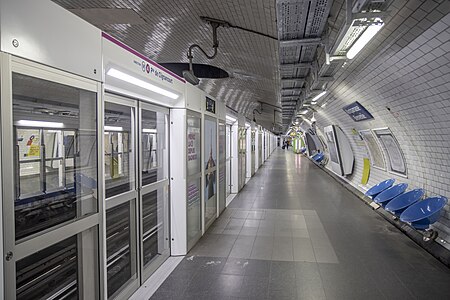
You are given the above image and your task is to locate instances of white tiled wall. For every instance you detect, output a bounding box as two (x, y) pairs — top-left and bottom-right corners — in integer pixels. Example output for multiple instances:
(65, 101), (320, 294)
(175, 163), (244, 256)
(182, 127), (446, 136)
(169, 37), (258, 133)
(314, 11), (450, 248)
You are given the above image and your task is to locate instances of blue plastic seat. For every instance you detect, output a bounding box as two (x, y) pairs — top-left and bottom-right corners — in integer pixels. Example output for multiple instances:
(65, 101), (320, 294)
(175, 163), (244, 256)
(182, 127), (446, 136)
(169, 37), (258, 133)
(385, 189), (424, 216)
(311, 153), (320, 160)
(315, 153), (325, 163)
(374, 183), (408, 206)
(400, 196), (448, 230)
(365, 179), (395, 199)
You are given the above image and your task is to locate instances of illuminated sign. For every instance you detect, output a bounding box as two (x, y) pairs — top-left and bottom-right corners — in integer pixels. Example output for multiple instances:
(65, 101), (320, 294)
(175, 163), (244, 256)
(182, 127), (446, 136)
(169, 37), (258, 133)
(343, 101), (374, 122)
(206, 97), (216, 114)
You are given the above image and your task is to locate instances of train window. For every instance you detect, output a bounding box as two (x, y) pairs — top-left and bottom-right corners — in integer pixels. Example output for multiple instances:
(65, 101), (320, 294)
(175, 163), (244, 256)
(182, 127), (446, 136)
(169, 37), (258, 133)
(12, 73), (98, 240)
(16, 236), (78, 300)
(142, 187), (169, 267)
(104, 102), (136, 198)
(106, 201), (137, 298)
(141, 108), (167, 186)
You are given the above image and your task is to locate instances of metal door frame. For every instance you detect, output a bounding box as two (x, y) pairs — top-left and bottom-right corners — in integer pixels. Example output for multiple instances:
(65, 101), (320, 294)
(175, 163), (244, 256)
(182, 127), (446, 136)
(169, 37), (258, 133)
(217, 120), (226, 215)
(1, 53), (103, 300)
(103, 93), (140, 300)
(138, 101), (170, 282)
(186, 110), (202, 251)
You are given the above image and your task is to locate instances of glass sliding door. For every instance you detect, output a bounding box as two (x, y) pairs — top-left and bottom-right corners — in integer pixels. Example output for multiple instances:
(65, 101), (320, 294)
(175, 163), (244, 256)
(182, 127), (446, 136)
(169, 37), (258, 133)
(2, 57), (100, 300)
(186, 110), (202, 249)
(238, 126), (246, 190)
(226, 124), (232, 197)
(104, 95), (139, 299)
(218, 120), (226, 214)
(104, 95), (171, 294)
(139, 103), (170, 281)
(204, 116), (217, 229)
(258, 129), (262, 167)
(251, 129), (255, 175)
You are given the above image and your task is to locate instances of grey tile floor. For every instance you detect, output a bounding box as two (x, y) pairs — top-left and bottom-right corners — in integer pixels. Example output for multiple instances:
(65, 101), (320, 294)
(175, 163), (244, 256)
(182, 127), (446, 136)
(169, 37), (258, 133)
(152, 150), (450, 299)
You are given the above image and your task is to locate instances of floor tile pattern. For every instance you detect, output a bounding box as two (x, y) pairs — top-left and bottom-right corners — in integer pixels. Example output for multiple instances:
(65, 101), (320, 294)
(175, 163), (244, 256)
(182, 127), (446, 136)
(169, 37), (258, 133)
(152, 150), (450, 299)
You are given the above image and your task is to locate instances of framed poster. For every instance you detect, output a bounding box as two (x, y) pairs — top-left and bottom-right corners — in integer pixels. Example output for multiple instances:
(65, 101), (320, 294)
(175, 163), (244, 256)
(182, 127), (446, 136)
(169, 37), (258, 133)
(373, 128), (407, 177)
(186, 111), (201, 176)
(359, 129), (386, 170)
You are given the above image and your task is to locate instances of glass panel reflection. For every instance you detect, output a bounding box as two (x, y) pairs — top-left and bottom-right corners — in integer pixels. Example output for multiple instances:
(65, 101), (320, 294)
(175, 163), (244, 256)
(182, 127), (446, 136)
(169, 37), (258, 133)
(13, 73), (98, 240)
(104, 102), (135, 198)
(106, 201), (135, 298)
(142, 188), (168, 266)
(141, 109), (166, 186)
(205, 171), (217, 225)
(187, 178), (201, 243)
(16, 236), (78, 300)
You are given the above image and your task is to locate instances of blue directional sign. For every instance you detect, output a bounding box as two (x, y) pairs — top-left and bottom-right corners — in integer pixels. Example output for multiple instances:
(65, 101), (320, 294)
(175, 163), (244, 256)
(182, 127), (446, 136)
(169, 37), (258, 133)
(342, 101), (374, 122)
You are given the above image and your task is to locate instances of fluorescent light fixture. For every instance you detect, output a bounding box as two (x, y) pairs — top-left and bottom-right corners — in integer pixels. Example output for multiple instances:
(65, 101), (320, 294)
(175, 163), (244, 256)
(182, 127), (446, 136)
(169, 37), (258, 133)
(311, 91), (326, 102)
(226, 115), (236, 122)
(245, 122), (251, 128)
(311, 102), (317, 105)
(104, 125), (123, 131)
(143, 128), (157, 133)
(321, 103), (327, 108)
(18, 120), (64, 128)
(346, 22), (384, 59)
(298, 110), (308, 115)
(107, 68), (179, 99)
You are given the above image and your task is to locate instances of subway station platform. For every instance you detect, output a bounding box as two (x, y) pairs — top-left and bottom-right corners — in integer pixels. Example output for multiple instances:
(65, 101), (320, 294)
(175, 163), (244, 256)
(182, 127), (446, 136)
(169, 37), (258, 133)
(151, 149), (450, 300)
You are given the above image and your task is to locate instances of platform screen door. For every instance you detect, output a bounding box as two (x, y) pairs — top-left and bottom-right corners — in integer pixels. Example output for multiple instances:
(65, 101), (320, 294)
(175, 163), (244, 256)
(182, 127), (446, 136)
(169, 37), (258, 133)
(1, 56), (101, 300)
(139, 102), (170, 282)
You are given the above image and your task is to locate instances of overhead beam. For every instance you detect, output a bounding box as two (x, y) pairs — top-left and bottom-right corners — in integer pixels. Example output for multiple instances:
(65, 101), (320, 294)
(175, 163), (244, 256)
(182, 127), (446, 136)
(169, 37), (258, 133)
(318, 76), (334, 82)
(281, 87), (304, 92)
(281, 78), (305, 84)
(280, 62), (312, 69)
(280, 37), (323, 48)
(352, 11), (388, 20)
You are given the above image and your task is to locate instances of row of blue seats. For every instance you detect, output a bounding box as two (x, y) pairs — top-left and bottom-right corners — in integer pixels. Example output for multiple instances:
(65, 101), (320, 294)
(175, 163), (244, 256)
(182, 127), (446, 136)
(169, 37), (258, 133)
(311, 152), (325, 163)
(365, 179), (447, 238)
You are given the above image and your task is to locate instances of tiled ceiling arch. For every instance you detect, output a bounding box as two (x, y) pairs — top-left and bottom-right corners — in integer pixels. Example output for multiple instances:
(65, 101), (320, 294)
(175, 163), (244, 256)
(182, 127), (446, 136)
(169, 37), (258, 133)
(53, 0), (282, 130)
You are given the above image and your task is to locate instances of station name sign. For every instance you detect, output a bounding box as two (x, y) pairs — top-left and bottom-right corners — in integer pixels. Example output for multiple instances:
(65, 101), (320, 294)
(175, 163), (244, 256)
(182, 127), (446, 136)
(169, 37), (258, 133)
(343, 101), (374, 122)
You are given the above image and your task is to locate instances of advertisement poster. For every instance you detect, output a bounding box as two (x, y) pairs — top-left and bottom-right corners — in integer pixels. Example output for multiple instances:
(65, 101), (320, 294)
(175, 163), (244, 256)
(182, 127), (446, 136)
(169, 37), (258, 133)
(187, 112), (201, 176)
(204, 117), (217, 201)
(17, 128), (41, 177)
(325, 130), (339, 164)
(374, 128), (407, 176)
(360, 130), (385, 170)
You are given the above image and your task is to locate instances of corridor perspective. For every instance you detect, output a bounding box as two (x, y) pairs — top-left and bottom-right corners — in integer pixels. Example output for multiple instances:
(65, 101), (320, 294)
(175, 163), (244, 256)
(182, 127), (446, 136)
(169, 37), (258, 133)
(152, 150), (450, 299)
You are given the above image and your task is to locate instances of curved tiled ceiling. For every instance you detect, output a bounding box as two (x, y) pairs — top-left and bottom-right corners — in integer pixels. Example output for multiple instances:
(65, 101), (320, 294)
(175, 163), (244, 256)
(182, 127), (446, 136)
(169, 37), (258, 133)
(52, 0), (281, 131)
